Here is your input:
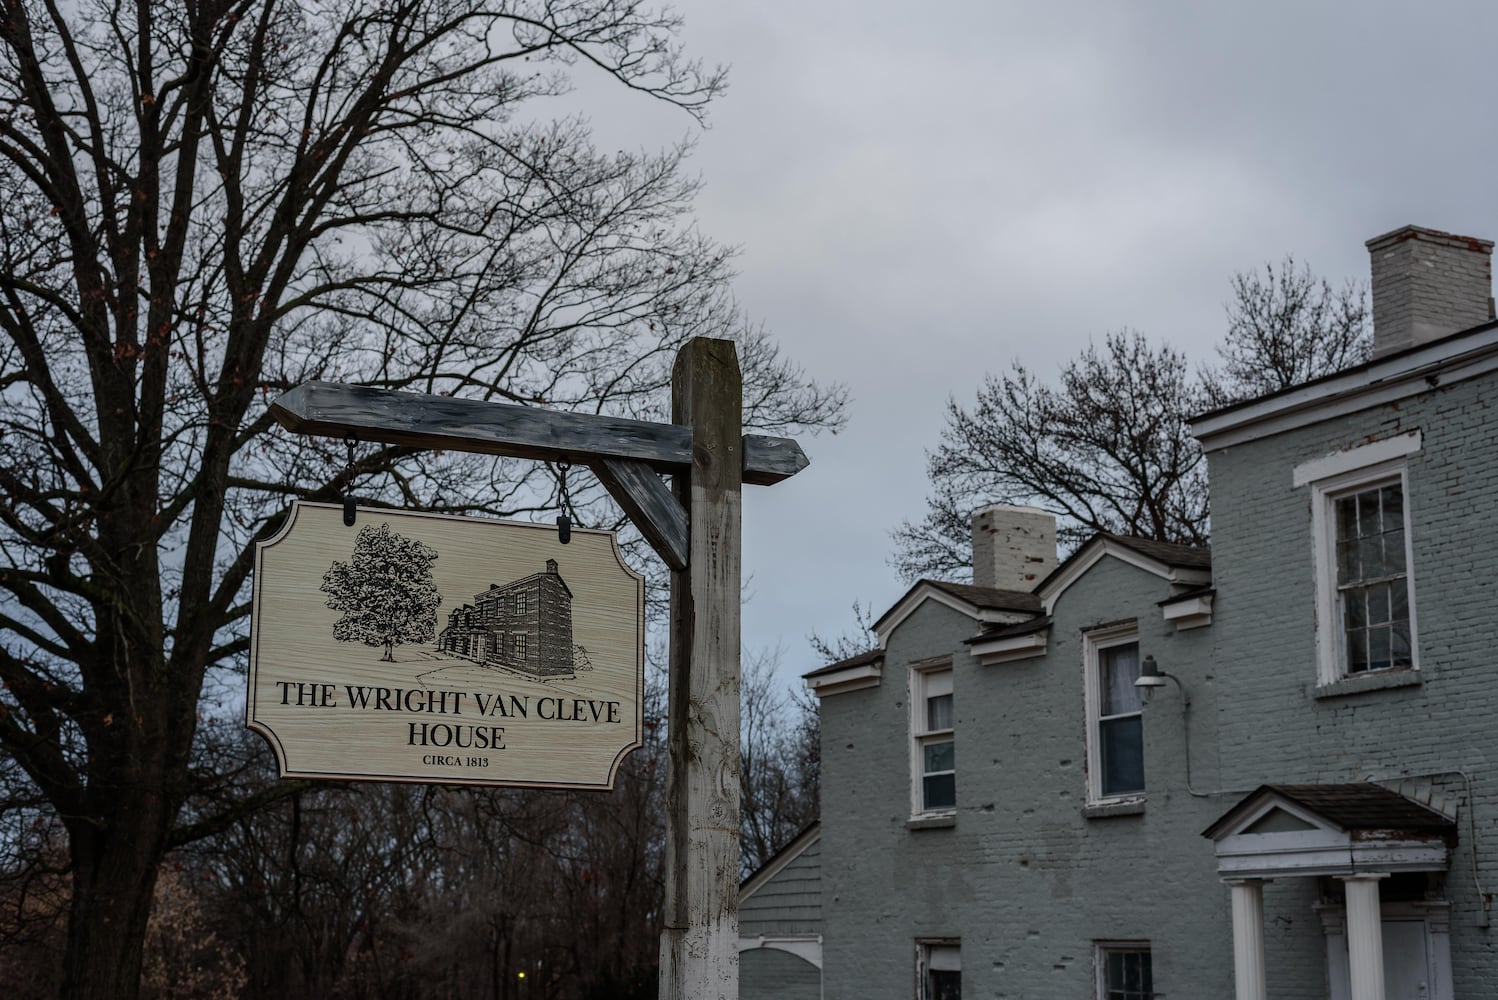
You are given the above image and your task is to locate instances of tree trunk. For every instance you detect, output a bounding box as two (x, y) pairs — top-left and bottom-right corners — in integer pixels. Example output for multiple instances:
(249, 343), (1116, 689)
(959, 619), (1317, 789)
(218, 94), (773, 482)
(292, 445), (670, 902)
(60, 797), (171, 1000)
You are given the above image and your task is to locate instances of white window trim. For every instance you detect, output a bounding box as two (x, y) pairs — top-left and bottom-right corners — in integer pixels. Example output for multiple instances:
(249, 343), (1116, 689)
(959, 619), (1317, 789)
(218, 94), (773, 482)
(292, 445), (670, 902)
(1306, 456), (1420, 687)
(1094, 941), (1154, 1000)
(1082, 623), (1143, 807)
(909, 662), (955, 819)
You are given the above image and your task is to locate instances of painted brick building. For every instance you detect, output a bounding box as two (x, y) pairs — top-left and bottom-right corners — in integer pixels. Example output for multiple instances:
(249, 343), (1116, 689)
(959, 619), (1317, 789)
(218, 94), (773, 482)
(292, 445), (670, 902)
(792, 225), (1498, 999)
(438, 558), (575, 677)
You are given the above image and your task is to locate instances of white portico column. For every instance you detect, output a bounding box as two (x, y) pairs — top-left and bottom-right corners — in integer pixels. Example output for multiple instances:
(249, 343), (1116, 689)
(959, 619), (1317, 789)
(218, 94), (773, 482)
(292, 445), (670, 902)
(1340, 874), (1389, 1000)
(1228, 879), (1268, 1000)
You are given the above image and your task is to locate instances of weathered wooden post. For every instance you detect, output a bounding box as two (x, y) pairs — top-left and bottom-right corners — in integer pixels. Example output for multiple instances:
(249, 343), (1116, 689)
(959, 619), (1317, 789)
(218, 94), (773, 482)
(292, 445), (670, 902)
(263, 335), (789, 1000)
(660, 339), (742, 998)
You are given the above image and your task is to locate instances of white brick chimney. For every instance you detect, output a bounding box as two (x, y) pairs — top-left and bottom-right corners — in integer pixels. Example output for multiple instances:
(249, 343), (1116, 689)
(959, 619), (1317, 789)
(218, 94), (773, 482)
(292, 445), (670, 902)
(1367, 225), (1494, 358)
(971, 505), (1056, 592)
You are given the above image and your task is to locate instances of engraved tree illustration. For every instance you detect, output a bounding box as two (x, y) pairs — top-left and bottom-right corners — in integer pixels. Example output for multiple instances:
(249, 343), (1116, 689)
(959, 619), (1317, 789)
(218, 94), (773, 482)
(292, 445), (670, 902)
(321, 523), (442, 662)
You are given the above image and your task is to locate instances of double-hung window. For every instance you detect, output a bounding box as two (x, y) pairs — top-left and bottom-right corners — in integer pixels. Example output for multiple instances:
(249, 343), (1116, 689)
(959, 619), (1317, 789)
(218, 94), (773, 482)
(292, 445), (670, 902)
(1096, 943), (1154, 1000)
(1333, 482), (1412, 674)
(1296, 433), (1421, 686)
(1083, 625), (1144, 804)
(912, 666), (955, 815)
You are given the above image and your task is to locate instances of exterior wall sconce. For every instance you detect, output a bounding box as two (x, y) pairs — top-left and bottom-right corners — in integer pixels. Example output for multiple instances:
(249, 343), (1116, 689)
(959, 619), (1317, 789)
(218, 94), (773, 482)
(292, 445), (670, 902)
(1134, 654), (1189, 707)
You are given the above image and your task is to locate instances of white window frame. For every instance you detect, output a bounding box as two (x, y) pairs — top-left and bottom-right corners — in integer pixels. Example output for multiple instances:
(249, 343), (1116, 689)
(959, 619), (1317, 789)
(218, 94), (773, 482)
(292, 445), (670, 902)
(1094, 941), (1155, 1000)
(1082, 623), (1144, 806)
(513, 632), (528, 660)
(915, 939), (960, 1000)
(1305, 456), (1420, 686)
(909, 663), (955, 818)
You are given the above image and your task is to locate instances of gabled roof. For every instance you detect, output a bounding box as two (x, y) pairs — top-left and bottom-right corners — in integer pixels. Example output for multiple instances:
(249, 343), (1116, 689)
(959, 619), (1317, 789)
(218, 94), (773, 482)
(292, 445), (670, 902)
(1035, 532), (1211, 613)
(871, 579), (1042, 642)
(1202, 783), (1456, 879)
(1204, 783), (1455, 841)
(741, 822), (820, 898)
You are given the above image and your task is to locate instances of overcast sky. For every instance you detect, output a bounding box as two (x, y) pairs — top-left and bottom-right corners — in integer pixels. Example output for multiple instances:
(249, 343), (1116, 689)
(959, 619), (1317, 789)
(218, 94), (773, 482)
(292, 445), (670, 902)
(570, 1), (1498, 684)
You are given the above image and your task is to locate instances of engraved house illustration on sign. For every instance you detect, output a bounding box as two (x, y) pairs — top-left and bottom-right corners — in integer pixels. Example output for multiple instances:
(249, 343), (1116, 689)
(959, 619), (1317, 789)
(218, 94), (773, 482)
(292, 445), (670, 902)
(438, 558), (577, 677)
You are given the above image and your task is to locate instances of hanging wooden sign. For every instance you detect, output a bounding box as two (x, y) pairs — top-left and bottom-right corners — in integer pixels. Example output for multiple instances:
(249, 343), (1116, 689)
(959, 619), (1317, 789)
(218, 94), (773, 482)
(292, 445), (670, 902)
(246, 502), (645, 789)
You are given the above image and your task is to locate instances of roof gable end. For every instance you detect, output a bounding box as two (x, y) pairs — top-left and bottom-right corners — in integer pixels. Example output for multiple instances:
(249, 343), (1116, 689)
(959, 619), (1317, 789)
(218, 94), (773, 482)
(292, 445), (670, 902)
(871, 579), (1041, 645)
(1036, 533), (1211, 614)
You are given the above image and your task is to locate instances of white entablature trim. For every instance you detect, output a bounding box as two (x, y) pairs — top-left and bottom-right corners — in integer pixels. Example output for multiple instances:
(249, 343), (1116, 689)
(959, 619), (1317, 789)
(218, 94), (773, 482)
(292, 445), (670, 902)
(1209, 794), (1452, 880)
(1037, 539), (1211, 616)
(968, 629), (1048, 665)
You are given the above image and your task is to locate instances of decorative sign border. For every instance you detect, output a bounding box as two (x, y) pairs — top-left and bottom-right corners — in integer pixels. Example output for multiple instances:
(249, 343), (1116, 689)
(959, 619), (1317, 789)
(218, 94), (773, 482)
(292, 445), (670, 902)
(246, 502), (644, 789)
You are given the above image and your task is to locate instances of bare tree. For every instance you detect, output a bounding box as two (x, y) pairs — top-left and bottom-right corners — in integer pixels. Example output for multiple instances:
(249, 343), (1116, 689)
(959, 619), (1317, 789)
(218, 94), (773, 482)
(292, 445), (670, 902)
(893, 330), (1210, 580)
(1203, 255), (1371, 406)
(894, 258), (1370, 582)
(739, 649), (819, 877)
(807, 600), (876, 664)
(0, 3), (843, 997)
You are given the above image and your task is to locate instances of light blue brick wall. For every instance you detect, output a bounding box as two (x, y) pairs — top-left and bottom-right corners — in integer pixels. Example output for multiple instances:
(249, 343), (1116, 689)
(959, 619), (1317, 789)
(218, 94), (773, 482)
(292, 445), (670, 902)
(1206, 373), (1498, 998)
(819, 368), (1498, 998)
(820, 562), (1236, 999)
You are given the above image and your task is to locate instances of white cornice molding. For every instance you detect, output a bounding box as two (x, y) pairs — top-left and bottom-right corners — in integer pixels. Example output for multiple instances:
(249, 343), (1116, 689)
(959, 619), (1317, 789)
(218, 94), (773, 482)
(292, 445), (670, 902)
(968, 629), (1048, 665)
(1192, 326), (1498, 452)
(1161, 592), (1214, 630)
(803, 659), (882, 698)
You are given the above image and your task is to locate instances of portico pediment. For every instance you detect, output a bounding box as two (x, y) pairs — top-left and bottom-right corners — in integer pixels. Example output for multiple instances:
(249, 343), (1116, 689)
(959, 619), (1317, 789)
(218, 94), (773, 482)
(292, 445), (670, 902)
(1203, 783), (1456, 879)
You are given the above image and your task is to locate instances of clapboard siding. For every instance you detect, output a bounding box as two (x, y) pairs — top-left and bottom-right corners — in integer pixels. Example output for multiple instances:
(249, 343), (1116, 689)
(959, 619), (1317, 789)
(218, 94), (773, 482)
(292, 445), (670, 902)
(741, 838), (821, 937)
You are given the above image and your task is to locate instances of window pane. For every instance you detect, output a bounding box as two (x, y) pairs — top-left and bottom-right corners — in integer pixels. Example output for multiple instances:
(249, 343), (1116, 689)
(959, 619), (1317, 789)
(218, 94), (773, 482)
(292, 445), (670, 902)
(1337, 538), (1359, 582)
(923, 773), (955, 811)
(1381, 483), (1403, 525)
(1383, 527), (1406, 575)
(1369, 626), (1391, 670)
(1102, 643), (1141, 716)
(926, 969), (961, 1000)
(927, 692), (953, 732)
(1336, 495), (1358, 540)
(1360, 490), (1381, 536)
(1346, 628), (1369, 673)
(1100, 716), (1144, 796)
(1392, 581), (1409, 621)
(1392, 622), (1412, 667)
(924, 740), (954, 774)
(1369, 582), (1390, 624)
(1360, 533), (1383, 578)
(1344, 589), (1366, 630)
